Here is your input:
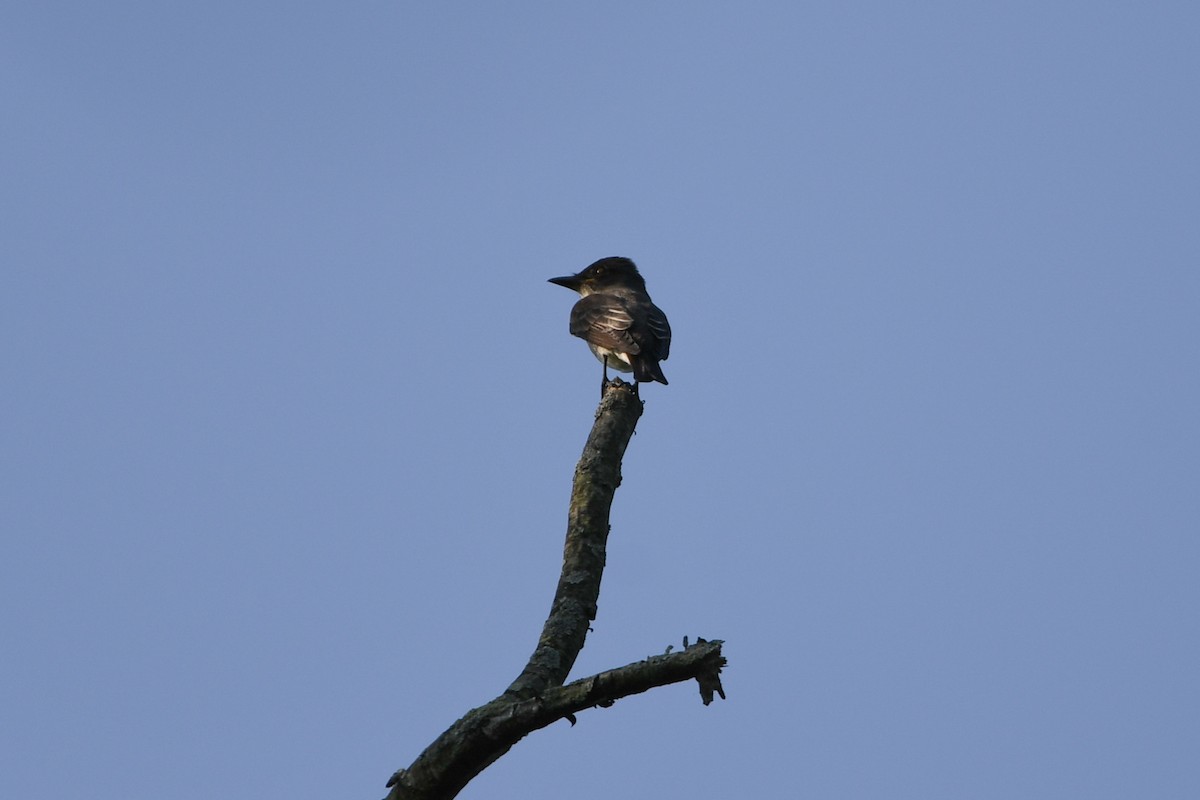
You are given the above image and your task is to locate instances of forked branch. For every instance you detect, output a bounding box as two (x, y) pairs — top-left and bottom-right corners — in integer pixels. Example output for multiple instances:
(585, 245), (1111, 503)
(383, 380), (725, 800)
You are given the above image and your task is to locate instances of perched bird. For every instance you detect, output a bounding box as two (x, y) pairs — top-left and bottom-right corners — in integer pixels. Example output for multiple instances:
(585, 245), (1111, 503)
(549, 257), (672, 391)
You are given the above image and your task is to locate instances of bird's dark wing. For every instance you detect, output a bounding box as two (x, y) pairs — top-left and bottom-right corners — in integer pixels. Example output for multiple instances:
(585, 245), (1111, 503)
(646, 302), (671, 360)
(569, 294), (640, 354)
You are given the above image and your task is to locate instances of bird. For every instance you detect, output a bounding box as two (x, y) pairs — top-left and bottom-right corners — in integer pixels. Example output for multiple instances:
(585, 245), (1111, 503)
(548, 257), (671, 393)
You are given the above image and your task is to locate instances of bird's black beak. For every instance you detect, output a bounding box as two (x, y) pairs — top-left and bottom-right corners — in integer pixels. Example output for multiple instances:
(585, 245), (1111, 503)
(548, 274), (582, 291)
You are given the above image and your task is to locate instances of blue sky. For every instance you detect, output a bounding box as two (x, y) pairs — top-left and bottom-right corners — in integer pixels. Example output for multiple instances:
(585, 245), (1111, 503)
(3, 3), (1198, 798)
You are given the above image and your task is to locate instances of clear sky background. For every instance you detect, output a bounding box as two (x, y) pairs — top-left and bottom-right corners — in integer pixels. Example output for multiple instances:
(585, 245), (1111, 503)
(3, 3), (1198, 799)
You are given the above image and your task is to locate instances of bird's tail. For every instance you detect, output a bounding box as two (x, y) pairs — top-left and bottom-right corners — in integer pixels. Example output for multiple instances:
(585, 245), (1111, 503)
(633, 357), (668, 385)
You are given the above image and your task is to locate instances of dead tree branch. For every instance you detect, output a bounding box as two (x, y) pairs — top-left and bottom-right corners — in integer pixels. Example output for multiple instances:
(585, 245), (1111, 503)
(383, 379), (725, 800)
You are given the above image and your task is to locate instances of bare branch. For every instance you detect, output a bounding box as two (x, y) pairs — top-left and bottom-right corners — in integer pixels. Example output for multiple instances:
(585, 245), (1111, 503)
(504, 379), (643, 698)
(382, 381), (726, 800)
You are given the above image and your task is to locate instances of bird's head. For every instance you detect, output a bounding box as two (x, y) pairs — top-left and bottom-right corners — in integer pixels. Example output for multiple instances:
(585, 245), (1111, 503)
(548, 257), (646, 296)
